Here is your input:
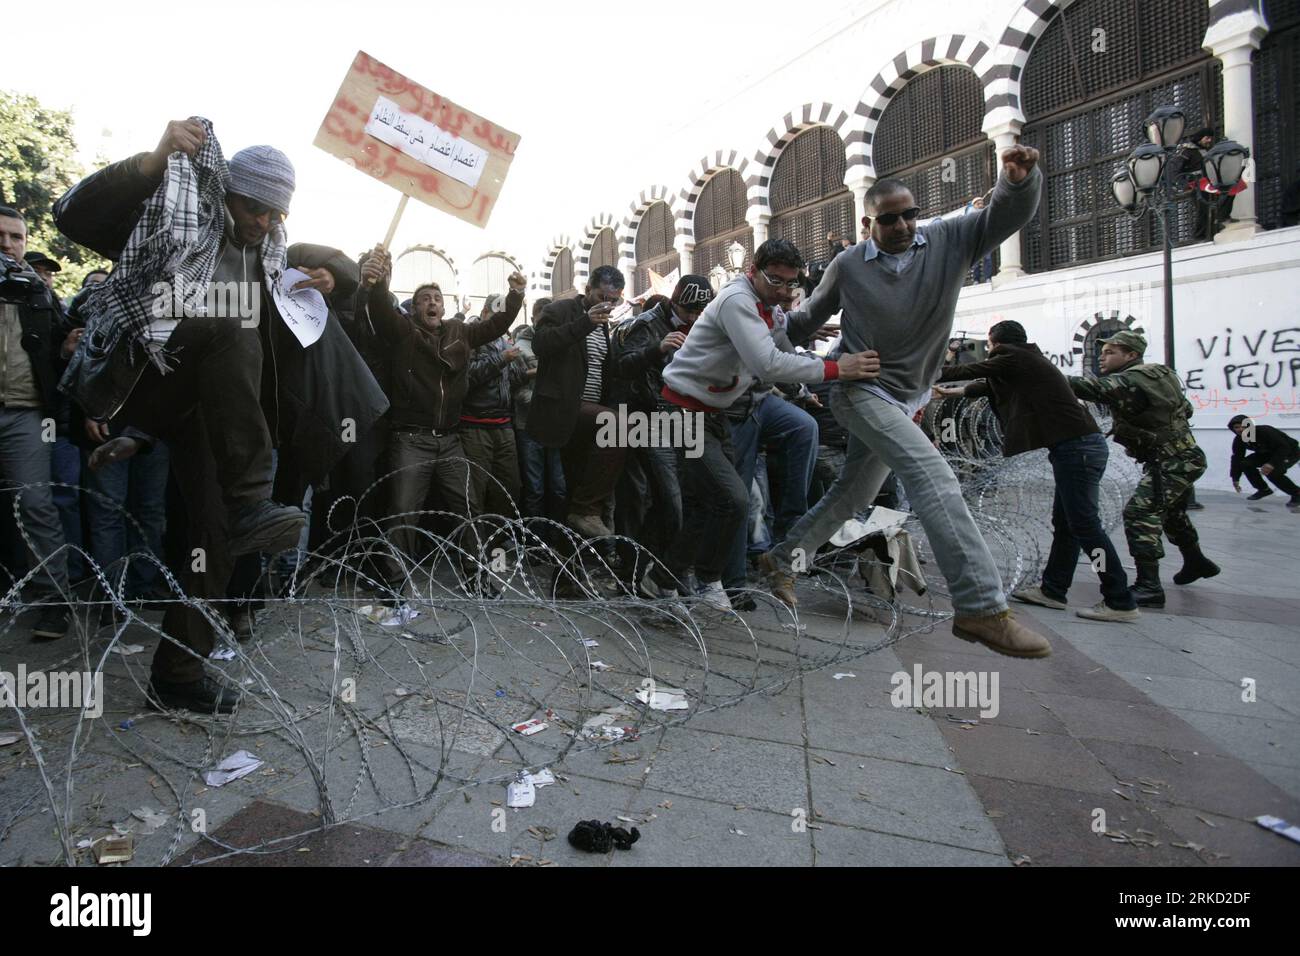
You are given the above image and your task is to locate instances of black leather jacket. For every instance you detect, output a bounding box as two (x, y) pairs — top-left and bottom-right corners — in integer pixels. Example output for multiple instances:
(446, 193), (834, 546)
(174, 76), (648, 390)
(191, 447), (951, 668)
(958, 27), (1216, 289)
(609, 301), (682, 412)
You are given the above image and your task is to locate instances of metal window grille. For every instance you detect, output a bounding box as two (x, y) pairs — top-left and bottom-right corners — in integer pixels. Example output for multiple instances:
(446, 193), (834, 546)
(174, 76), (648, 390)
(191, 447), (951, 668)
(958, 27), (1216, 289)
(633, 202), (679, 294)
(1021, 0), (1220, 272)
(875, 66), (988, 183)
(550, 248), (574, 297)
(588, 228), (618, 273)
(1254, 0), (1300, 229)
(695, 169), (748, 241)
(770, 126), (853, 261)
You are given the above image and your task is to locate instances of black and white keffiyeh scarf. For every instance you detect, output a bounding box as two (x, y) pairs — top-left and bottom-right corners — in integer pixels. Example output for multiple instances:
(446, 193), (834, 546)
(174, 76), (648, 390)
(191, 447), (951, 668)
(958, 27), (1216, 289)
(76, 117), (288, 372)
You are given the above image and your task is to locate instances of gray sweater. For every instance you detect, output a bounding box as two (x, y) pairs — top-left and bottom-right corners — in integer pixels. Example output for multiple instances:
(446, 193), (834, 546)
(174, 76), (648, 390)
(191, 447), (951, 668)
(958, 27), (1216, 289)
(662, 275), (836, 410)
(793, 166), (1042, 409)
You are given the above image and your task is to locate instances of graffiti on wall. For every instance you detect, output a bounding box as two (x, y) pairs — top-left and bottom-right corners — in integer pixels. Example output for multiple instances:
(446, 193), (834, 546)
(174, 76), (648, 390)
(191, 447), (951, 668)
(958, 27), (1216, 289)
(1181, 325), (1300, 419)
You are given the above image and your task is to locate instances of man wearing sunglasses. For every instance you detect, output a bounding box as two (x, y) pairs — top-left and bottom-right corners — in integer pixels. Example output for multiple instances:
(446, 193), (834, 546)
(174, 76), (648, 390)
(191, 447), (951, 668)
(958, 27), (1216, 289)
(661, 239), (881, 613)
(760, 145), (1051, 660)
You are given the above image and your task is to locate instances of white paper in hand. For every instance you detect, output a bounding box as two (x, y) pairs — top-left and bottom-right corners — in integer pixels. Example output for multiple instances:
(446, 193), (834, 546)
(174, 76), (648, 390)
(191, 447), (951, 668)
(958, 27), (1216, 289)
(273, 269), (329, 348)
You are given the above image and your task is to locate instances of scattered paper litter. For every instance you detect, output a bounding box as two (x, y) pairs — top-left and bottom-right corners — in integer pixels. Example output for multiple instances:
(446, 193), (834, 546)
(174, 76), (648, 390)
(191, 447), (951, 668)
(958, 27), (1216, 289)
(203, 750), (264, 787)
(576, 638), (599, 648)
(1255, 815), (1300, 844)
(578, 704), (636, 740)
(131, 807), (170, 835)
(506, 776), (535, 808)
(525, 768), (555, 788)
(512, 719), (548, 737)
(94, 835), (133, 864)
(589, 661), (613, 672)
(113, 643), (146, 656)
(0, 732), (22, 747)
(209, 645), (237, 661)
(381, 604), (419, 627)
(636, 686), (689, 711)
(833, 673), (856, 680)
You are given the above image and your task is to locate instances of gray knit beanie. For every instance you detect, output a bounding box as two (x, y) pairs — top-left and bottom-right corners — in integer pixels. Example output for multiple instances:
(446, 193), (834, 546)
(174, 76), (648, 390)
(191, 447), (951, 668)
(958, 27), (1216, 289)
(228, 145), (296, 214)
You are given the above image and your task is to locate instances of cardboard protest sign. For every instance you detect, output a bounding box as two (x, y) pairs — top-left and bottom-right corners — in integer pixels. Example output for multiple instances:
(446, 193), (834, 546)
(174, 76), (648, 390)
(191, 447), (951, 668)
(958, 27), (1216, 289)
(313, 51), (520, 230)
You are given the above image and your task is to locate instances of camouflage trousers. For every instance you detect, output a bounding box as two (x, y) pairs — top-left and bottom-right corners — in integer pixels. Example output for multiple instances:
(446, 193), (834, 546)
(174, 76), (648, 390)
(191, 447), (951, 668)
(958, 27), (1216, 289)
(1123, 444), (1206, 560)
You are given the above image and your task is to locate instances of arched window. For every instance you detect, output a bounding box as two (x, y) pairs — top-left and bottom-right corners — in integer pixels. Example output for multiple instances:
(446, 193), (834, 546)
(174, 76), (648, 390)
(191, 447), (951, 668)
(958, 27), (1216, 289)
(550, 248), (574, 298)
(1019, 0), (1221, 272)
(875, 66), (995, 220)
(1254, 0), (1300, 229)
(633, 201), (680, 294)
(769, 126), (855, 264)
(693, 169), (754, 276)
(392, 246), (457, 304)
(467, 253), (520, 318)
(588, 227), (618, 274)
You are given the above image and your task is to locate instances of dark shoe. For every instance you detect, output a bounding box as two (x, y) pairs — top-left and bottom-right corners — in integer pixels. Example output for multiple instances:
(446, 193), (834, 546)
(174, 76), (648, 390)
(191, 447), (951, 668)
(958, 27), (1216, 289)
(227, 501), (306, 557)
(1288, 495), (1300, 508)
(1172, 544), (1221, 586)
(100, 603), (127, 629)
(229, 607), (256, 643)
(1247, 489), (1273, 501)
(725, 589), (758, 612)
(147, 675), (240, 715)
(1130, 559), (1165, 608)
(32, 606), (71, 641)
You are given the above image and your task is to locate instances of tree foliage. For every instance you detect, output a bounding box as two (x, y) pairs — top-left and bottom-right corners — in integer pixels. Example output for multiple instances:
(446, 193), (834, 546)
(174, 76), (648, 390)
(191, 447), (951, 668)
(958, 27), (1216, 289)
(0, 90), (109, 298)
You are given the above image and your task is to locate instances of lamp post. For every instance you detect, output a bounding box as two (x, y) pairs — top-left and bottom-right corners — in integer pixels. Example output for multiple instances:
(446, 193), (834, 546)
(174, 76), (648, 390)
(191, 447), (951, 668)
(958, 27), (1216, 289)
(725, 240), (747, 274)
(1109, 106), (1249, 370)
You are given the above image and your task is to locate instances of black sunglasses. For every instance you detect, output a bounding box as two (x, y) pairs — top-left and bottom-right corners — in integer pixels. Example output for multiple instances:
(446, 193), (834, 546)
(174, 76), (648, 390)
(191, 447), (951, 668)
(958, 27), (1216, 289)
(869, 207), (921, 227)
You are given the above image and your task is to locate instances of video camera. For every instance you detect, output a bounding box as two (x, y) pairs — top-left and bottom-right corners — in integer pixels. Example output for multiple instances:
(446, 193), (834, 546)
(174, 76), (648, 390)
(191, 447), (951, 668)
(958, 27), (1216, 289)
(0, 252), (42, 302)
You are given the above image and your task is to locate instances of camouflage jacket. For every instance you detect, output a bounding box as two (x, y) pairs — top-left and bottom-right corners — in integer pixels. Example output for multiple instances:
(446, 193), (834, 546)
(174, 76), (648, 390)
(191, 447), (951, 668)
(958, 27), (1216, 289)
(1068, 361), (1196, 461)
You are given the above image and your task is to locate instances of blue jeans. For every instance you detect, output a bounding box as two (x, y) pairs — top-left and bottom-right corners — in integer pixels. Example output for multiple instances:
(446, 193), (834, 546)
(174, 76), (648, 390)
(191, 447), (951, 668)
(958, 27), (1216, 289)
(51, 437), (85, 581)
(1041, 432), (1135, 610)
(724, 396), (817, 590)
(774, 386), (1006, 615)
(516, 426), (566, 518)
(83, 440), (170, 597)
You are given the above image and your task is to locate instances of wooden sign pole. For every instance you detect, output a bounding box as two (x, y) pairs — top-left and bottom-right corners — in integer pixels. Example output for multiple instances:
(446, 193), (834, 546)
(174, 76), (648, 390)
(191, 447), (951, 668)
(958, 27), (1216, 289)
(381, 193), (409, 251)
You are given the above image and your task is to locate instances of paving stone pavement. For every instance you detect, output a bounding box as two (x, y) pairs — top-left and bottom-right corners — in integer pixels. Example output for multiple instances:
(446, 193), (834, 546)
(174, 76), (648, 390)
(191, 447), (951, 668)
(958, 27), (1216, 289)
(1, 492), (1297, 867)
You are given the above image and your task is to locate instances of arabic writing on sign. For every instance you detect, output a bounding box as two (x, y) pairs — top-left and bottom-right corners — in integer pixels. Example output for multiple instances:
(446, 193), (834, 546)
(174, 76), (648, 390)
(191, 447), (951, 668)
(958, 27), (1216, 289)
(365, 96), (487, 190)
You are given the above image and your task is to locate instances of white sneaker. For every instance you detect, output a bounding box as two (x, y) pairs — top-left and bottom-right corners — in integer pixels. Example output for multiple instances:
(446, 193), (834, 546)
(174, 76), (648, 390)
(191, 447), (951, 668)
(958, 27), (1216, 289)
(694, 580), (732, 614)
(1011, 586), (1067, 611)
(1075, 601), (1140, 623)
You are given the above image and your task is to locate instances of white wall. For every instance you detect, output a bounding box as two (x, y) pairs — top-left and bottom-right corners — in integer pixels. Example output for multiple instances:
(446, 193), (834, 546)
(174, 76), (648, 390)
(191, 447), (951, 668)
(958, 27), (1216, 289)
(954, 226), (1300, 487)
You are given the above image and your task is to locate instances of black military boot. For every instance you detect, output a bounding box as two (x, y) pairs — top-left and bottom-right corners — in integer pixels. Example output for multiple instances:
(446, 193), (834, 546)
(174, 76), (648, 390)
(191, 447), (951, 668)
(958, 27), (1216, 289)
(1130, 559), (1166, 608)
(1172, 544), (1221, 586)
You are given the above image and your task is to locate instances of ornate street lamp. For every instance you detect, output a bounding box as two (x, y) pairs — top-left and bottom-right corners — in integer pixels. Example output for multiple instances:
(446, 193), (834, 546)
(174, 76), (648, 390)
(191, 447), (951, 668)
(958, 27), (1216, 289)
(708, 263), (728, 290)
(725, 240), (747, 273)
(1110, 106), (1250, 369)
(1144, 105), (1186, 149)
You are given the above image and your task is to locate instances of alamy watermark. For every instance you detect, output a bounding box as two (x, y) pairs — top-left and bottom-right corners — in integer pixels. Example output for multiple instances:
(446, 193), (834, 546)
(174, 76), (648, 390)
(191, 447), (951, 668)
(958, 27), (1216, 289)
(594, 407), (704, 459)
(1, 664), (104, 718)
(890, 663), (999, 719)
(150, 277), (260, 326)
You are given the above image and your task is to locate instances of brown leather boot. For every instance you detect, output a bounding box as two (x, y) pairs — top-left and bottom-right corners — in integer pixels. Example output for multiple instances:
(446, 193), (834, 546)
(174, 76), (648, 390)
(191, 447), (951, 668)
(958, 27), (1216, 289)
(951, 609), (1052, 659)
(757, 551), (798, 608)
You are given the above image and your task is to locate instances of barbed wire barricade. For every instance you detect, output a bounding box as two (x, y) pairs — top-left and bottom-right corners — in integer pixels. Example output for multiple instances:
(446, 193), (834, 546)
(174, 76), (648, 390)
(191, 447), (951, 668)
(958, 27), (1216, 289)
(0, 394), (1136, 865)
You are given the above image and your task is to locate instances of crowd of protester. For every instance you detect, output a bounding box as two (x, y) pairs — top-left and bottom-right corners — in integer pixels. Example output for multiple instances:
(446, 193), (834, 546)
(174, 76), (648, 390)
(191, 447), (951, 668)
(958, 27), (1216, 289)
(0, 117), (1254, 714)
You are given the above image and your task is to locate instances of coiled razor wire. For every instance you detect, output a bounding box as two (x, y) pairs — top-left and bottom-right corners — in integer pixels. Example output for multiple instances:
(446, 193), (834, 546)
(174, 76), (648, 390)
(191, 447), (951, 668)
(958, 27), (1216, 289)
(0, 395), (1137, 865)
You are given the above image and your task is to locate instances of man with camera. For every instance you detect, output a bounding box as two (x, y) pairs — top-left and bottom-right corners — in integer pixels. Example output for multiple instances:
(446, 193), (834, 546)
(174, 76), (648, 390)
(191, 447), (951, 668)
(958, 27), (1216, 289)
(0, 206), (75, 639)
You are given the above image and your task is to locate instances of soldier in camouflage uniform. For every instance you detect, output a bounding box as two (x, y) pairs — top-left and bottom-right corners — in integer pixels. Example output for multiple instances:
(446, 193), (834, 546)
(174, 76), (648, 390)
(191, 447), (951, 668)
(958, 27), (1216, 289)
(1068, 331), (1219, 608)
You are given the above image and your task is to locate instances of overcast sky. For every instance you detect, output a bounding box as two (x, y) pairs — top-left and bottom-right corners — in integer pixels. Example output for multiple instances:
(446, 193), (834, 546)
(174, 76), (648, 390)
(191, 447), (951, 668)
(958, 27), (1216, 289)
(4, 0), (886, 284)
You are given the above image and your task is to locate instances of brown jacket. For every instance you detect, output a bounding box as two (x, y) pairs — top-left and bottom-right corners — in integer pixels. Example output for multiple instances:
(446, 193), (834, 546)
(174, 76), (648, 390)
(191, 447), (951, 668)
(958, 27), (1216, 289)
(938, 341), (1099, 457)
(369, 283), (523, 430)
